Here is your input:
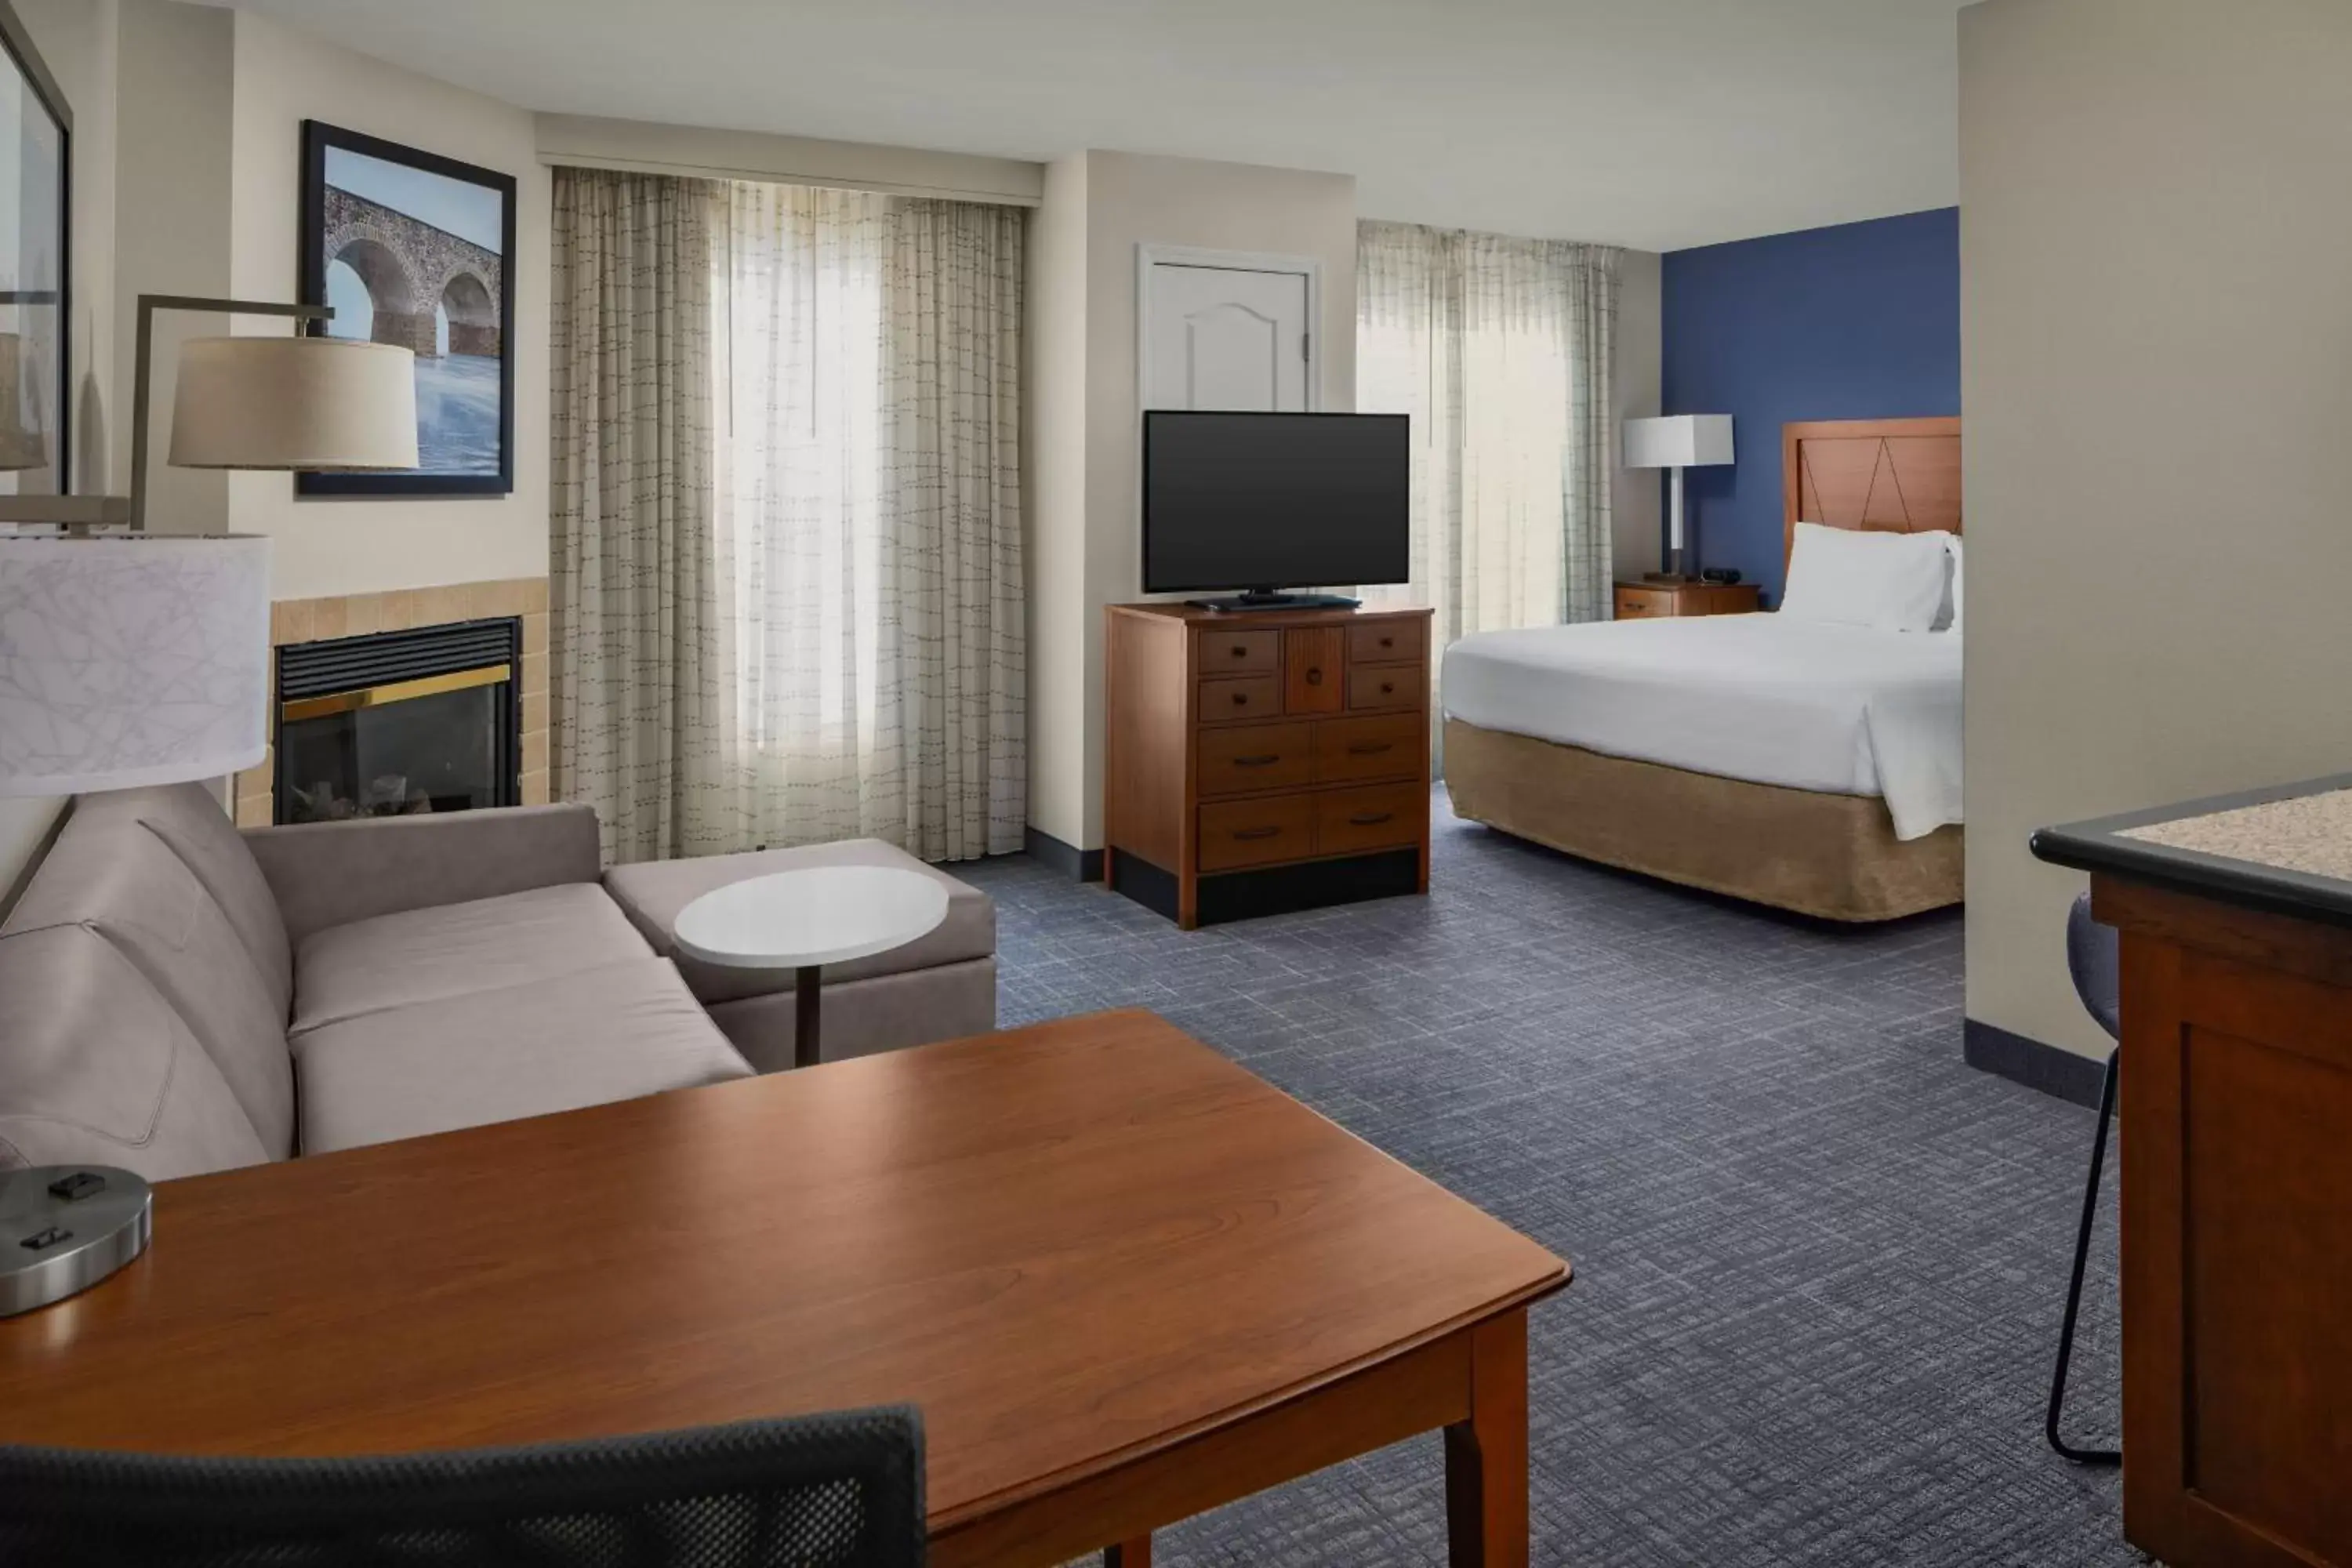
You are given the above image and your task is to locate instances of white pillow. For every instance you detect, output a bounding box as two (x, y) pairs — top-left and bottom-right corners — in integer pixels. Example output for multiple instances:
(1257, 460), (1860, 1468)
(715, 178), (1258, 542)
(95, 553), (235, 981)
(1945, 535), (1964, 632)
(1778, 522), (1951, 633)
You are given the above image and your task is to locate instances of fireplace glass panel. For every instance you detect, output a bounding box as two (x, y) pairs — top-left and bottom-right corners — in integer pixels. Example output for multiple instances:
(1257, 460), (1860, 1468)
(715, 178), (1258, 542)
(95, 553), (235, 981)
(279, 681), (512, 822)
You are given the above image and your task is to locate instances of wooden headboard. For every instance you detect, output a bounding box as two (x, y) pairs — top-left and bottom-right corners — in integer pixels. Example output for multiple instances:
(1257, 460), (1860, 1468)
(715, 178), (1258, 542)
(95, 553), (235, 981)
(1782, 416), (1962, 564)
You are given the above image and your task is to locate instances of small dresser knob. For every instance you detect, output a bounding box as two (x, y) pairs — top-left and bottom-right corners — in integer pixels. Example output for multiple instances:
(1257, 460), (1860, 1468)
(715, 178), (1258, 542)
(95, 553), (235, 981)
(1305, 667), (1323, 686)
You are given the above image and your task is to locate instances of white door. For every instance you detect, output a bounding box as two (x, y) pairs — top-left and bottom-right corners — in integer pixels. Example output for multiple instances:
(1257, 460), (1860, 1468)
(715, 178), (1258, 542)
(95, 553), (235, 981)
(1141, 256), (1314, 412)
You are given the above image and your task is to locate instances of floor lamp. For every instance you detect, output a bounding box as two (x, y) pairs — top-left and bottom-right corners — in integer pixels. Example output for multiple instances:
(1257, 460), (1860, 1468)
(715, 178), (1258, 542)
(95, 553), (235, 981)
(0, 299), (416, 1317)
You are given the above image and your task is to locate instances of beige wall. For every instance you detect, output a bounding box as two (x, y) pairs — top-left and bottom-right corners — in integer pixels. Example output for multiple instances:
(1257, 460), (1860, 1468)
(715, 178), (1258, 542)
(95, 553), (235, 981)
(1612, 249), (1664, 579)
(224, 10), (550, 601)
(1959, 0), (2352, 1059)
(1025, 150), (1359, 851)
(1022, 153), (1093, 850)
(114, 0), (232, 537)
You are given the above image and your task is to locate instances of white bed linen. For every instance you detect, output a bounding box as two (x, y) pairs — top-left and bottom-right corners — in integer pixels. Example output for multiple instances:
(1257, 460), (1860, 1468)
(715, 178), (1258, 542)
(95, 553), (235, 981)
(1440, 615), (1962, 840)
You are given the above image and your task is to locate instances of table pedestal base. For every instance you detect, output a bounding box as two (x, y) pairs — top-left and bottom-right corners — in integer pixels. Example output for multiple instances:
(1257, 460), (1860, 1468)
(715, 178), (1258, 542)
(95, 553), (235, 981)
(796, 965), (821, 1069)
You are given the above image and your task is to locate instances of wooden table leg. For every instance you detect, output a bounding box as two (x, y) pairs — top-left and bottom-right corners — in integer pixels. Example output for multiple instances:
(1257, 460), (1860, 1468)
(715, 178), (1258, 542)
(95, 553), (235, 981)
(1104, 1537), (1152, 1567)
(1444, 1310), (1530, 1568)
(795, 964), (821, 1069)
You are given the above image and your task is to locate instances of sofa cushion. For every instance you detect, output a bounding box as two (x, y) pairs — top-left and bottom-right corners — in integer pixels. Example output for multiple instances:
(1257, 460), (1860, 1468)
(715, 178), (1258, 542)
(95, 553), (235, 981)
(603, 840), (996, 1007)
(5, 816), (296, 1158)
(293, 960), (754, 1155)
(291, 883), (655, 1036)
(0, 925), (271, 1180)
(68, 784), (293, 1020)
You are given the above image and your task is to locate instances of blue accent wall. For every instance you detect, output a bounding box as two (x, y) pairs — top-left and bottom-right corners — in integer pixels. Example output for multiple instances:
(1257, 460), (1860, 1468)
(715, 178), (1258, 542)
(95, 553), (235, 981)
(1661, 208), (1960, 604)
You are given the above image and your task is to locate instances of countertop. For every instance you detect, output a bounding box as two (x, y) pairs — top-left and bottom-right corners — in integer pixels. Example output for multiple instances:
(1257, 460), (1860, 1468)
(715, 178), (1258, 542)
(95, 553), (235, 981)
(2031, 772), (2352, 930)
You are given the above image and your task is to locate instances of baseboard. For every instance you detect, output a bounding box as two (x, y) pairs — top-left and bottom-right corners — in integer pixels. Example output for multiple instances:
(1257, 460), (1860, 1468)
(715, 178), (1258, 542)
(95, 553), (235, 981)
(1025, 826), (1103, 883)
(1963, 1018), (2111, 1110)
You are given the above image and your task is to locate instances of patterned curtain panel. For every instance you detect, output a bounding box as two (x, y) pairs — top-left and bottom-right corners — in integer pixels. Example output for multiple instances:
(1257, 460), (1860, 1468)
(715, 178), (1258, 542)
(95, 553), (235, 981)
(1356, 220), (1621, 696)
(549, 167), (731, 864)
(700, 183), (1026, 862)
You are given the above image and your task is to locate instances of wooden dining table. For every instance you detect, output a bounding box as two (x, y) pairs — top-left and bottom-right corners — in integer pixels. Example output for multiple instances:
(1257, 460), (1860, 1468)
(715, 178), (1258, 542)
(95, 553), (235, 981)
(0, 1008), (1570, 1566)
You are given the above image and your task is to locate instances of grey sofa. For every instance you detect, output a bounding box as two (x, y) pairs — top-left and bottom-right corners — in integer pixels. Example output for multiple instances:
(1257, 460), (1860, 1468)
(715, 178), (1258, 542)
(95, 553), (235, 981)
(0, 785), (996, 1181)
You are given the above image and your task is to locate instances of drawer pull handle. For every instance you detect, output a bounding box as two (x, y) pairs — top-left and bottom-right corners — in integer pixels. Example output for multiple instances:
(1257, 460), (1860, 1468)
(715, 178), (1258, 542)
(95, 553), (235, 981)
(1232, 691), (1250, 706)
(1229, 644), (1250, 658)
(1233, 826), (1283, 840)
(1346, 742), (1394, 756)
(1347, 812), (1395, 826)
(1378, 683), (1396, 695)
(1305, 667), (1324, 686)
(1232, 754), (1281, 767)
(1377, 637), (1394, 648)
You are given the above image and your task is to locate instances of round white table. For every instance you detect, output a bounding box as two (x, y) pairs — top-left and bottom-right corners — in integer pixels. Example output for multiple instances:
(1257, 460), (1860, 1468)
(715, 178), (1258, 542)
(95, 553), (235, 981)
(672, 865), (950, 1069)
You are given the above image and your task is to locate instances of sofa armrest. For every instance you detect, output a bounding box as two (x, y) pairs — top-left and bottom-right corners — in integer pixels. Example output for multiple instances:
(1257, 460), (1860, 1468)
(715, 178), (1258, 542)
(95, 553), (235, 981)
(241, 804), (601, 946)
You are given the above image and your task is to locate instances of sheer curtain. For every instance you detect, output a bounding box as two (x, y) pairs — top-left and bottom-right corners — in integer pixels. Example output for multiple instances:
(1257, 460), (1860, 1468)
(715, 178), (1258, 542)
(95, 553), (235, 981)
(705, 184), (1025, 862)
(551, 172), (1025, 865)
(1356, 221), (1620, 689)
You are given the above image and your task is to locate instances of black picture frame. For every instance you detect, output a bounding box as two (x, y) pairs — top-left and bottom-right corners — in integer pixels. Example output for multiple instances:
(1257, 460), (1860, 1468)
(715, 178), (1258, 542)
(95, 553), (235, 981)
(297, 120), (517, 498)
(0, 0), (73, 495)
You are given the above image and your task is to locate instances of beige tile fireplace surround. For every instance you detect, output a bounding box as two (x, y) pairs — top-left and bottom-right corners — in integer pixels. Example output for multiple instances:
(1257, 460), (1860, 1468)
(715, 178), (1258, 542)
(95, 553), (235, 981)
(234, 577), (550, 828)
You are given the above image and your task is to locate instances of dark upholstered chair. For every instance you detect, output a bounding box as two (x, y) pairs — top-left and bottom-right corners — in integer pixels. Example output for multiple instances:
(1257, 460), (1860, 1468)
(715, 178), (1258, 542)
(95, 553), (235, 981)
(2049, 892), (2122, 1465)
(0, 1407), (924, 1567)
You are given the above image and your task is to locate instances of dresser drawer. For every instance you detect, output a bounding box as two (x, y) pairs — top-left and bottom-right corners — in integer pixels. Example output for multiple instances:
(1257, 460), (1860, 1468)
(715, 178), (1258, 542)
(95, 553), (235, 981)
(1348, 619), (1426, 666)
(1199, 722), (1314, 797)
(1197, 794), (1316, 871)
(1198, 674), (1282, 724)
(1198, 628), (1279, 674)
(1314, 713), (1423, 784)
(1614, 589), (1663, 619)
(1345, 664), (1422, 713)
(1313, 782), (1425, 857)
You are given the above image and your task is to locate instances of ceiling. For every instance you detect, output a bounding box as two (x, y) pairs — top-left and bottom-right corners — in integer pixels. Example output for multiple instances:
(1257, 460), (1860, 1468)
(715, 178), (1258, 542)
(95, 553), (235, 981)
(229, 0), (1967, 253)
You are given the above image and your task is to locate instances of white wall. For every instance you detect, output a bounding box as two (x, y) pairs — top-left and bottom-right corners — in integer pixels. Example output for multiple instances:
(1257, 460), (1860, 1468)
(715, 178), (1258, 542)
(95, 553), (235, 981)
(1612, 249), (1664, 579)
(4, 0), (122, 903)
(1960, 0), (2352, 1059)
(225, 10), (550, 601)
(1025, 150), (1359, 852)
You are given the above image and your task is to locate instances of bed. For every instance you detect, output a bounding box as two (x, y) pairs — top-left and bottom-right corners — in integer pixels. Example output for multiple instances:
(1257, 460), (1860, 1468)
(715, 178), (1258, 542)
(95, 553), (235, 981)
(1440, 416), (1964, 921)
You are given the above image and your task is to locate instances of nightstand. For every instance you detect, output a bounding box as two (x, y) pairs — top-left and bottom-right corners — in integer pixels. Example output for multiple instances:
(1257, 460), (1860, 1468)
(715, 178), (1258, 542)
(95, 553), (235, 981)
(1613, 579), (1762, 619)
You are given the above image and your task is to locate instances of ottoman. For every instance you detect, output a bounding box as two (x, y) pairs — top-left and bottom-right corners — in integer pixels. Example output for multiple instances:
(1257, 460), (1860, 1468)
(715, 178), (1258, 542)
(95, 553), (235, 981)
(603, 840), (996, 1073)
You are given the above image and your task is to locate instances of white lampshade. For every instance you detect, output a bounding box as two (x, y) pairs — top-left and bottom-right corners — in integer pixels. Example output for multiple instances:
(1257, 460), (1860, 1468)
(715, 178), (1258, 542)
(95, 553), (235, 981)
(169, 337), (418, 470)
(0, 533), (271, 795)
(1624, 414), (1734, 470)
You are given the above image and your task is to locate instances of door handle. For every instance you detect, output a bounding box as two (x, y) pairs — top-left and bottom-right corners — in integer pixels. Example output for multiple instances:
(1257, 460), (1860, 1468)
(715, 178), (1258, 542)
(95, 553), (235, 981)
(1347, 812), (1395, 826)
(1232, 754), (1280, 767)
(1346, 742), (1393, 755)
(1305, 667), (1323, 686)
(1233, 826), (1282, 840)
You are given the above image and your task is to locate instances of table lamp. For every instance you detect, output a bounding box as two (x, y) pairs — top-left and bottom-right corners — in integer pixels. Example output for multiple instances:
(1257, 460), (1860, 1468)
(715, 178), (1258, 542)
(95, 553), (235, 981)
(1624, 414), (1734, 584)
(0, 298), (414, 1318)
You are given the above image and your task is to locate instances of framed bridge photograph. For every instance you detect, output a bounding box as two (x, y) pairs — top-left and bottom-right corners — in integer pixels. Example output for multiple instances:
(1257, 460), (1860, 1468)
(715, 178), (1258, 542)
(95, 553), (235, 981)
(298, 121), (516, 497)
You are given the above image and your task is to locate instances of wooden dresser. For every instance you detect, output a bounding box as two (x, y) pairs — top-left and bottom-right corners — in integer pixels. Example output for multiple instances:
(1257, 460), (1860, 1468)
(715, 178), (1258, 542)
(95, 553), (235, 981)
(1105, 603), (1434, 928)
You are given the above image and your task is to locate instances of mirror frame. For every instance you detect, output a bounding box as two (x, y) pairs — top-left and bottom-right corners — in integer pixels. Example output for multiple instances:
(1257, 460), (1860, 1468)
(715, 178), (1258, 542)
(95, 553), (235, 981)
(0, 0), (71, 493)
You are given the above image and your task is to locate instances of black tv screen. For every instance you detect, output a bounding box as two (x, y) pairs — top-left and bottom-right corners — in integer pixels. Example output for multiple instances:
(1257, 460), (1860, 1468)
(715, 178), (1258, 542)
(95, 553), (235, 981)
(1142, 412), (1410, 593)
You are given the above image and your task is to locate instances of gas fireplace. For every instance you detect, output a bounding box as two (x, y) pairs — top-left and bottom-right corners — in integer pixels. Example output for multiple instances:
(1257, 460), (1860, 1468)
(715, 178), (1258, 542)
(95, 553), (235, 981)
(274, 619), (522, 824)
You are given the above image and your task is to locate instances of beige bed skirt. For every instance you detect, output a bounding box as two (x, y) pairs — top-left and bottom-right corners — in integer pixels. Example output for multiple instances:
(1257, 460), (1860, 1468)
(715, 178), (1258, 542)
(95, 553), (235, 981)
(1443, 719), (1962, 922)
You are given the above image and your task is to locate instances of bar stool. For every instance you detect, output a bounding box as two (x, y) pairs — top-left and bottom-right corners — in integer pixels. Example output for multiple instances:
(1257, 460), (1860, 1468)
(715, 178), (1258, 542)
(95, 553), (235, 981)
(2048, 891), (2122, 1466)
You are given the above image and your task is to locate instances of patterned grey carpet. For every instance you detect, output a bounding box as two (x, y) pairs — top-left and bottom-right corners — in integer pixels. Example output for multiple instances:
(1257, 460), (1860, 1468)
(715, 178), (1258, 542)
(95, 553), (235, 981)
(955, 789), (2140, 1566)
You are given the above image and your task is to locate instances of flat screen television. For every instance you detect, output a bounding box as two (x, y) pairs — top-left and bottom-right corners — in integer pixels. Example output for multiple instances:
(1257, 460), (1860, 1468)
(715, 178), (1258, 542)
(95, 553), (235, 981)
(1142, 411), (1410, 608)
